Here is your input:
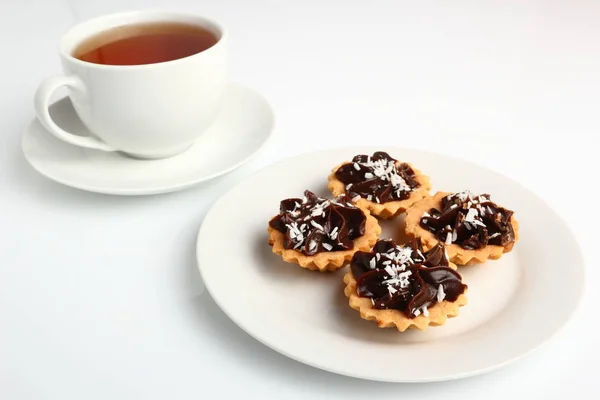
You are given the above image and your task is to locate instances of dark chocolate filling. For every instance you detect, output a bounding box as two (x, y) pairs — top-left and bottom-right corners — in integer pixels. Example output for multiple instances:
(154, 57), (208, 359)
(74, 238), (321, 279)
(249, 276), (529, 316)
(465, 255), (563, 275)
(350, 238), (467, 318)
(334, 151), (420, 203)
(269, 190), (366, 255)
(419, 191), (515, 250)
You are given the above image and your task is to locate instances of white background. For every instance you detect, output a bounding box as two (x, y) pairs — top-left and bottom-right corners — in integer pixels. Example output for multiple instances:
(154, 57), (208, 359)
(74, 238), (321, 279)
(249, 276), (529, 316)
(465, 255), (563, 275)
(0, 0), (598, 398)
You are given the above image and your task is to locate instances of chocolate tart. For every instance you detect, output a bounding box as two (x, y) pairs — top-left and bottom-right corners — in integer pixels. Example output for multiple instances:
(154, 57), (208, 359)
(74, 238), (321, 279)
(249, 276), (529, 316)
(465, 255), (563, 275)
(405, 191), (519, 265)
(268, 190), (381, 272)
(343, 238), (468, 331)
(328, 151), (431, 219)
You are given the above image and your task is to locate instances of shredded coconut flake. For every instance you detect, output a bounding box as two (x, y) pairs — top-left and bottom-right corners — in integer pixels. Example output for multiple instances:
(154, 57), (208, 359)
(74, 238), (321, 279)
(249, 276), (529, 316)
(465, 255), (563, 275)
(383, 269), (412, 289)
(353, 162), (360, 171)
(437, 284), (446, 303)
(472, 219), (486, 228)
(384, 265), (395, 276)
(445, 232), (452, 244)
(393, 246), (414, 265)
(422, 306), (429, 317)
(329, 226), (339, 240)
(322, 243), (333, 251)
(286, 222), (303, 243)
(310, 220), (325, 231)
(456, 190), (472, 202)
(464, 208), (478, 222)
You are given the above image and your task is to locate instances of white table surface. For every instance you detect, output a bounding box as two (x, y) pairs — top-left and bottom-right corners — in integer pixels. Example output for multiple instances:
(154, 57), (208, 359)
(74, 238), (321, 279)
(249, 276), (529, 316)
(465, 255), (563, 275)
(1, 0), (598, 398)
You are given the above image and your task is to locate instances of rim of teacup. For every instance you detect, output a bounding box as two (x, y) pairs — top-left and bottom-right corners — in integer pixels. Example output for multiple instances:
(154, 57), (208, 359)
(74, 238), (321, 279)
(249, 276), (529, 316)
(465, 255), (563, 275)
(59, 10), (227, 70)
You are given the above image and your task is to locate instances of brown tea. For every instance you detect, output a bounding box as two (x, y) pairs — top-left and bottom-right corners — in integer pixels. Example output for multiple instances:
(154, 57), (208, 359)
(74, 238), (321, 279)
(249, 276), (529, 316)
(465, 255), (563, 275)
(74, 22), (218, 66)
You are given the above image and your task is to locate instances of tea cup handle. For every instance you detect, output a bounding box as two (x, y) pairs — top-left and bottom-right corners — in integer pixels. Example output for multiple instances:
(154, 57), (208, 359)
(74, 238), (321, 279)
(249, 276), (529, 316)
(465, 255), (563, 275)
(34, 75), (115, 151)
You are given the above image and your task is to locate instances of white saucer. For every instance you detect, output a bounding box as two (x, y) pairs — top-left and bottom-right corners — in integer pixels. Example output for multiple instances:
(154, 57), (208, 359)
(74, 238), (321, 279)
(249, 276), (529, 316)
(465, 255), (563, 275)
(197, 147), (585, 382)
(22, 83), (274, 195)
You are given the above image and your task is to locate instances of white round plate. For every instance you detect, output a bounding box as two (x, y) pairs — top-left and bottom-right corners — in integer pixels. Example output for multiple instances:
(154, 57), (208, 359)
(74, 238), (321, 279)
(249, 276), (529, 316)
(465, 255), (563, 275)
(22, 83), (274, 195)
(196, 147), (585, 382)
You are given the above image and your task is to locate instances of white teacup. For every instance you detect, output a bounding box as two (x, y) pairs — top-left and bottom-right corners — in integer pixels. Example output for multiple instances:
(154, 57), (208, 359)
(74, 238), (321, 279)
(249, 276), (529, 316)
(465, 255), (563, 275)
(34, 10), (227, 159)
